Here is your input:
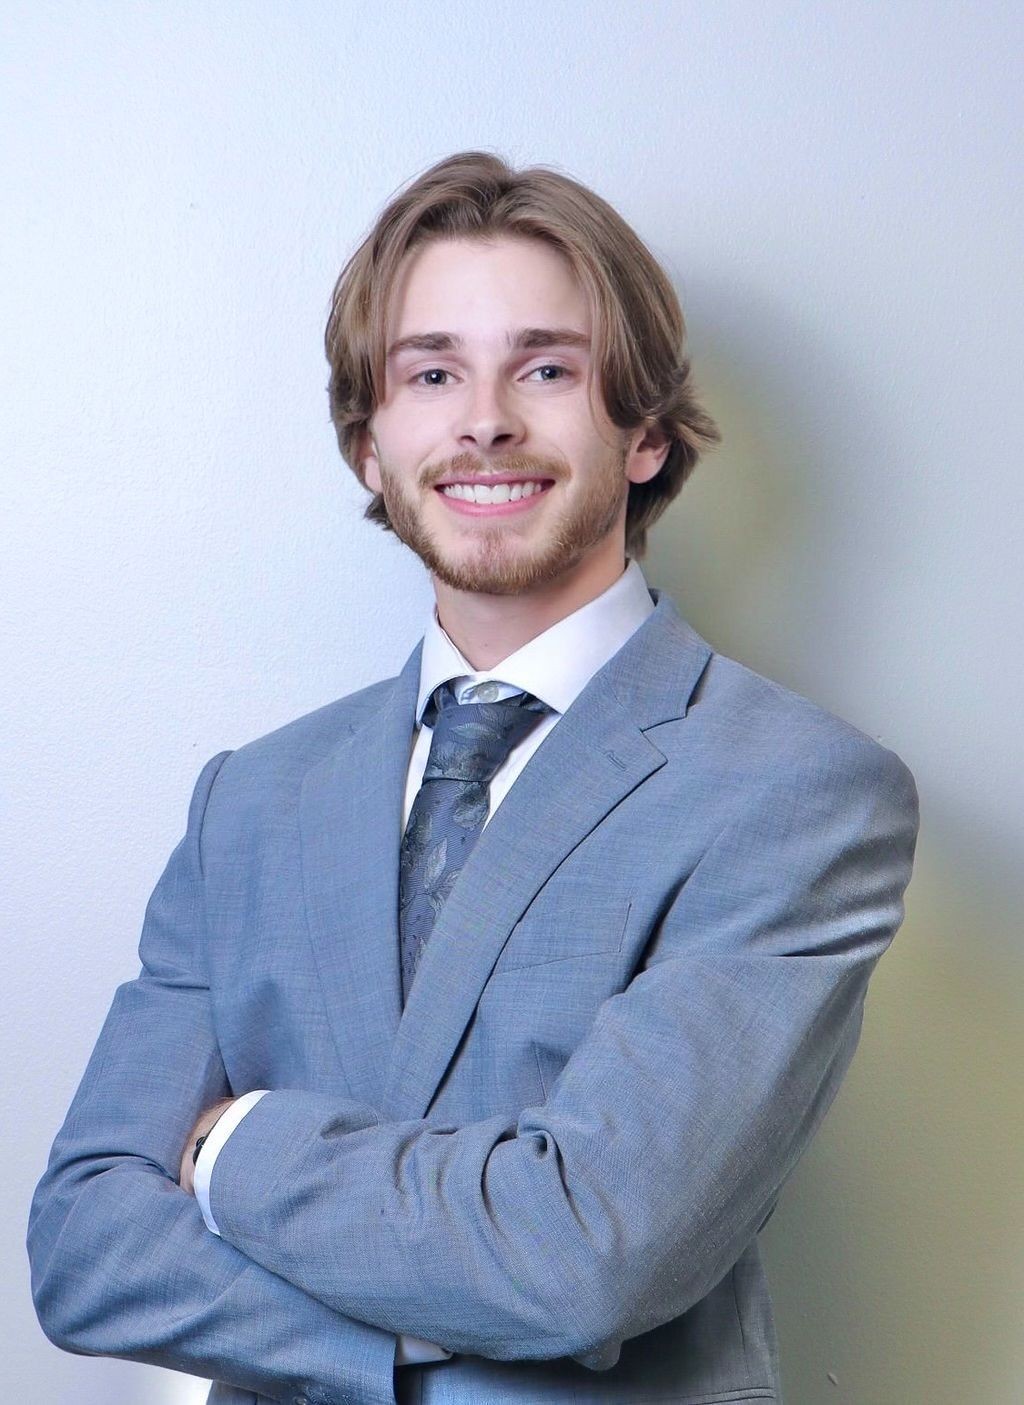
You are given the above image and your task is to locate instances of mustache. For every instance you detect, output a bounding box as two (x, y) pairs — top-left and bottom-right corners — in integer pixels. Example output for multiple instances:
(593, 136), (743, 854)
(424, 451), (567, 488)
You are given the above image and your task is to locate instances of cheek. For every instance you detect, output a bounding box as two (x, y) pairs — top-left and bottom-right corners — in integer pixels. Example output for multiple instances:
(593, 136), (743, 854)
(374, 408), (444, 474)
(543, 404), (621, 461)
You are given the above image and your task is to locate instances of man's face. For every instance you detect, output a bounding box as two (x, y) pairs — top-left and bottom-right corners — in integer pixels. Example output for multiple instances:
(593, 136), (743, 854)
(359, 236), (665, 598)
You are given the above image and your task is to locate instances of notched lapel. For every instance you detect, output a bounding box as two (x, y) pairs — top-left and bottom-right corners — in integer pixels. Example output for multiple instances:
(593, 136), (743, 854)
(381, 691), (665, 1121)
(381, 591), (714, 1122)
(298, 644), (422, 1110)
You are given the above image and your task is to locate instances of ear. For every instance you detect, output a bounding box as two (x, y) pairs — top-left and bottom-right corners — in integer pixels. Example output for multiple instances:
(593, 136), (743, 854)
(354, 425), (382, 493)
(624, 421), (671, 486)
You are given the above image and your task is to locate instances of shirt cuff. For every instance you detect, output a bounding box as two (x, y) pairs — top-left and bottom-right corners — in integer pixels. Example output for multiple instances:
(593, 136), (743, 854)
(193, 1089), (269, 1235)
(394, 1334), (454, 1365)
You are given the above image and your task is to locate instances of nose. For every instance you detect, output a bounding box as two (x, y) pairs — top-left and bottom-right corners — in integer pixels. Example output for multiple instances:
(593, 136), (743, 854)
(455, 374), (526, 454)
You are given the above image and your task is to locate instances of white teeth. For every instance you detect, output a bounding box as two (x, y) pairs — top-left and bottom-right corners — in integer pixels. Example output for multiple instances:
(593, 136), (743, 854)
(441, 480), (546, 504)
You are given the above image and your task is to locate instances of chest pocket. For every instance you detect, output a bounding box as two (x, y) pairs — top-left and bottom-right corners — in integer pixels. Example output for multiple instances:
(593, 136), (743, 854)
(491, 874), (634, 973)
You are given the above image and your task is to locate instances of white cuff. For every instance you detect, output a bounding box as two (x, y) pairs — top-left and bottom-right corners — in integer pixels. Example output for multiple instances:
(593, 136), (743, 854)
(395, 1334), (454, 1365)
(193, 1089), (269, 1235)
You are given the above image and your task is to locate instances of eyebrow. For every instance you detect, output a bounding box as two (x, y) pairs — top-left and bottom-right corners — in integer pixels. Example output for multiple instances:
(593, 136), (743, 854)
(386, 327), (591, 361)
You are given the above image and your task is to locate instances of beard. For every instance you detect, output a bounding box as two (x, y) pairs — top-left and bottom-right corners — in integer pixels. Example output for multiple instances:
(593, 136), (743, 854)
(375, 445), (630, 597)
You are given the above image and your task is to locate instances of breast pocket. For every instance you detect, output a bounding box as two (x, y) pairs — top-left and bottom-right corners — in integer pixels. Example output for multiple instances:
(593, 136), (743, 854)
(492, 876), (634, 973)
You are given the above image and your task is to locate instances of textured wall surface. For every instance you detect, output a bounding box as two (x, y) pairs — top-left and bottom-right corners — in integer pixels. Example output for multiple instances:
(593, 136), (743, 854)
(4, 2), (1021, 1401)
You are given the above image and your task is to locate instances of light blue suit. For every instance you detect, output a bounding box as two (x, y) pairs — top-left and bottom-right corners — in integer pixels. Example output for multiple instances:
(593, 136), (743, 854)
(28, 587), (919, 1404)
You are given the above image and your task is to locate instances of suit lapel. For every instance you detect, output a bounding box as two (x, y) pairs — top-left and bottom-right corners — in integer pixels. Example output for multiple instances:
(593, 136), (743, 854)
(298, 642), (421, 1109)
(381, 590), (713, 1121)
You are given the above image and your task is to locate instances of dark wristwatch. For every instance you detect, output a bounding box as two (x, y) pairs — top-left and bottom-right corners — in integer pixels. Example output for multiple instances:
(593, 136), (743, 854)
(191, 1103), (233, 1167)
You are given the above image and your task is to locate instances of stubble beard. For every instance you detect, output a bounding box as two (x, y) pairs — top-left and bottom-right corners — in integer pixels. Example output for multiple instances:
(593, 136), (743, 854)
(376, 447), (630, 597)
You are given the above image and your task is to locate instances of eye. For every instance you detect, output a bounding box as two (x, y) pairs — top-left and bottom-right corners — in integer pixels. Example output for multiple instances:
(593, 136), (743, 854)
(525, 363), (570, 382)
(413, 368), (452, 387)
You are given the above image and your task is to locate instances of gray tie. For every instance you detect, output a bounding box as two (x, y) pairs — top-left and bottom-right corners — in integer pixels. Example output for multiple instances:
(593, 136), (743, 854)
(399, 680), (551, 1006)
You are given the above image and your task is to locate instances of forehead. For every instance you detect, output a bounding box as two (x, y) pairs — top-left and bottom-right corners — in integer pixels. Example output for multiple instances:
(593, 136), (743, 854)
(385, 236), (591, 339)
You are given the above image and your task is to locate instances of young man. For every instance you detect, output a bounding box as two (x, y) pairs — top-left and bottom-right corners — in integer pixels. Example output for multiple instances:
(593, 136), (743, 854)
(29, 152), (920, 1405)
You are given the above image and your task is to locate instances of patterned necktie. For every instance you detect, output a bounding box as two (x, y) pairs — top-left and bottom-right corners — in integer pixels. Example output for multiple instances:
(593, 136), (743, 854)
(399, 680), (551, 1005)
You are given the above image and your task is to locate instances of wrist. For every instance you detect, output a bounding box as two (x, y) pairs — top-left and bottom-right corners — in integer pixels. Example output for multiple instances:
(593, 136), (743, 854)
(193, 1090), (271, 1233)
(182, 1095), (234, 1185)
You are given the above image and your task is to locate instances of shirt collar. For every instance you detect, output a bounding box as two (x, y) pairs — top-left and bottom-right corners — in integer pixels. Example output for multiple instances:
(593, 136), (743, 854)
(415, 558), (656, 725)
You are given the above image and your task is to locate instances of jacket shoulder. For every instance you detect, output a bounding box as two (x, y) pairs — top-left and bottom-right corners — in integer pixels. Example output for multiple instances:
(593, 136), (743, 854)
(684, 647), (917, 793)
(204, 673), (400, 798)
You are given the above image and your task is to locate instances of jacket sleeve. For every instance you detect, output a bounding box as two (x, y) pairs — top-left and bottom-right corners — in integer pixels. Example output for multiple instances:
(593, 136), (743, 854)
(204, 736), (920, 1367)
(26, 751), (399, 1405)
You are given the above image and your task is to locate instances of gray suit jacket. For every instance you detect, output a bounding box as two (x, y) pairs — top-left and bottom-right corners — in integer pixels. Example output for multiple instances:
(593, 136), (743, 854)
(28, 588), (919, 1404)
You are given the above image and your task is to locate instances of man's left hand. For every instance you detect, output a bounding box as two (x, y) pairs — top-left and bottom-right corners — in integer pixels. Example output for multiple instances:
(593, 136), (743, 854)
(178, 1097), (237, 1195)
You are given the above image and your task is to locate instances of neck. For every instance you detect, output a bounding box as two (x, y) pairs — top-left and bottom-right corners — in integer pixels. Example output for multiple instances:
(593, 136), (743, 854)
(432, 543), (630, 670)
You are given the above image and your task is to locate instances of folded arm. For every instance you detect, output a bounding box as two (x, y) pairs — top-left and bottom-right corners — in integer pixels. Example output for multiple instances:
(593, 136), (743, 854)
(27, 752), (399, 1405)
(202, 738), (920, 1366)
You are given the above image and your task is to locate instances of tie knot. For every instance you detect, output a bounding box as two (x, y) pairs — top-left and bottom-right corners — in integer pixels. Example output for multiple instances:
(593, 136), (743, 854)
(422, 681), (550, 784)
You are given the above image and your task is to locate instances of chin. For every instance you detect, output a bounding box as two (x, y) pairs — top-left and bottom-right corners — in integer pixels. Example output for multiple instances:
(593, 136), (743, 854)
(427, 539), (589, 597)
(429, 560), (549, 597)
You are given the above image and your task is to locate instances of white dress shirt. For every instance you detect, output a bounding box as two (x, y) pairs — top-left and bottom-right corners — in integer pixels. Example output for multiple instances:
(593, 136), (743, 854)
(194, 557), (656, 1365)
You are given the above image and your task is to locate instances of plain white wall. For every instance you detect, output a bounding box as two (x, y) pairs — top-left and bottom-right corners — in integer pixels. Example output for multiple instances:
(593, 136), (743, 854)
(4, 2), (1021, 1401)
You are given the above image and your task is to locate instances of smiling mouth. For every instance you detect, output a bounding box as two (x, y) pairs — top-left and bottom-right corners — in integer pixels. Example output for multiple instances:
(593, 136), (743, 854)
(436, 479), (554, 505)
